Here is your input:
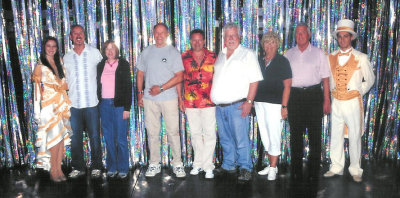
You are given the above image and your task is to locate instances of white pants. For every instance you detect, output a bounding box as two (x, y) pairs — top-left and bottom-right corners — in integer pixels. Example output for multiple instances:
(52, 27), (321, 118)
(186, 107), (216, 171)
(254, 102), (283, 156)
(329, 97), (363, 176)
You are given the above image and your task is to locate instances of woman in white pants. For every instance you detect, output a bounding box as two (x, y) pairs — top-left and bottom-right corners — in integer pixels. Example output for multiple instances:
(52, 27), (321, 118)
(254, 31), (292, 181)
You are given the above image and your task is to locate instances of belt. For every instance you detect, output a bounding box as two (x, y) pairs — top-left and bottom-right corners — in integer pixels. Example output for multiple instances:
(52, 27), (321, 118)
(218, 98), (246, 107)
(292, 83), (321, 91)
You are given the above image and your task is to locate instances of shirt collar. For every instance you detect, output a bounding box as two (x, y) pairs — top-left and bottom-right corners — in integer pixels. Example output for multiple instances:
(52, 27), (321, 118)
(222, 45), (242, 56)
(339, 47), (353, 53)
(263, 53), (278, 66)
(72, 43), (89, 55)
(295, 42), (312, 52)
(188, 48), (210, 57)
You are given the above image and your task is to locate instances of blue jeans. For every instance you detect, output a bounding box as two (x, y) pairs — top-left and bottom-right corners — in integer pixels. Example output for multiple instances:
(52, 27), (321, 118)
(70, 106), (102, 171)
(100, 99), (129, 173)
(216, 102), (252, 171)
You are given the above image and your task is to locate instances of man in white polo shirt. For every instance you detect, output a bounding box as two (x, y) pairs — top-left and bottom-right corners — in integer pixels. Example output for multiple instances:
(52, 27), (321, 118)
(64, 24), (103, 179)
(211, 23), (263, 181)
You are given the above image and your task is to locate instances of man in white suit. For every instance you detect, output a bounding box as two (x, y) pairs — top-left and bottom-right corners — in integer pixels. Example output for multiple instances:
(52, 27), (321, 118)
(323, 19), (375, 182)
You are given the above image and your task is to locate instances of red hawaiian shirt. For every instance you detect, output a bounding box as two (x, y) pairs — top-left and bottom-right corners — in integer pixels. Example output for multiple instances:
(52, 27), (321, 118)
(182, 48), (216, 108)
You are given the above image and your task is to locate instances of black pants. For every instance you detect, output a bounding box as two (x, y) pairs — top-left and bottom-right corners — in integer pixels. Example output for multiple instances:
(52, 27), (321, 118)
(288, 85), (323, 176)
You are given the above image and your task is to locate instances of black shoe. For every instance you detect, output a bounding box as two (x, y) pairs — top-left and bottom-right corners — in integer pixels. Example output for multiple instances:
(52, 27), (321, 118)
(238, 169), (252, 181)
(308, 173), (319, 182)
(291, 172), (303, 181)
(214, 167), (237, 175)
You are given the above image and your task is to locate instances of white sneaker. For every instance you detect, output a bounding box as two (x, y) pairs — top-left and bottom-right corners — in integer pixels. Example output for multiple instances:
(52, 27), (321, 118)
(91, 169), (101, 178)
(190, 167), (203, 175)
(205, 170), (214, 179)
(145, 164), (161, 177)
(173, 166), (186, 178)
(258, 166), (270, 175)
(68, 170), (85, 178)
(267, 167), (278, 181)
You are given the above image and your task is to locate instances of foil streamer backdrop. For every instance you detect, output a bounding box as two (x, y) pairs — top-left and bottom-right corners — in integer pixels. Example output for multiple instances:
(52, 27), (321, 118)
(0, 0), (399, 169)
(1, 0), (22, 167)
(10, 0), (38, 167)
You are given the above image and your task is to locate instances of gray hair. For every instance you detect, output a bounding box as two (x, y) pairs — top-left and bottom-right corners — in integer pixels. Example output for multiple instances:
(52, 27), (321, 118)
(261, 31), (281, 49)
(223, 22), (241, 37)
(295, 22), (311, 37)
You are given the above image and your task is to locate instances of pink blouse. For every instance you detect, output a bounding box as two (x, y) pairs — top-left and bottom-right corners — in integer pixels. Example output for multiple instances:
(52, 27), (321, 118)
(101, 60), (119, 98)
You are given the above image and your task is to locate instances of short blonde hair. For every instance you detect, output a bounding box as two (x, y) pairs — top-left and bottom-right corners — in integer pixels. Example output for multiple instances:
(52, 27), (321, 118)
(261, 31), (281, 49)
(102, 40), (120, 58)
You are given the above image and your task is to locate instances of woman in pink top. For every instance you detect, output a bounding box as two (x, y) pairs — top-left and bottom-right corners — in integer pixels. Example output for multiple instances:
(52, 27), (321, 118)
(97, 40), (132, 179)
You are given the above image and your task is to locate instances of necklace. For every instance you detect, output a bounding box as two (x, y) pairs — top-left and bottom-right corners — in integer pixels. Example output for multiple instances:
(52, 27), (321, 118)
(107, 59), (118, 67)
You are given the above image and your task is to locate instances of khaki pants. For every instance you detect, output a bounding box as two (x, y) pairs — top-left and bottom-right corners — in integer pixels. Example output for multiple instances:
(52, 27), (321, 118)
(186, 107), (216, 171)
(143, 99), (182, 167)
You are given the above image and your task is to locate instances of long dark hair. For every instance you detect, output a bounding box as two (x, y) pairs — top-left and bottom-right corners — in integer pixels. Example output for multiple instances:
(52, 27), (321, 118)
(39, 36), (65, 79)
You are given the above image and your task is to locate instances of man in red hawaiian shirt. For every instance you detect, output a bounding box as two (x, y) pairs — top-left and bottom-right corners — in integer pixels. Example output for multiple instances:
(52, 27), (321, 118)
(179, 29), (217, 179)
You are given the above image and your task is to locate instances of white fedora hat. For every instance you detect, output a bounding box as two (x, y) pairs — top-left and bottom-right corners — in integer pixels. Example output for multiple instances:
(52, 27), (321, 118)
(333, 19), (357, 40)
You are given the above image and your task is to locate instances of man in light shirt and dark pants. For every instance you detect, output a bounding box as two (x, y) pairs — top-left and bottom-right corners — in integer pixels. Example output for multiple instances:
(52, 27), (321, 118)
(285, 22), (331, 180)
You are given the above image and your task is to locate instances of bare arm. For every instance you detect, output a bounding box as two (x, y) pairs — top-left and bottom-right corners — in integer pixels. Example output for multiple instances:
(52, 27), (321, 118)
(281, 78), (292, 119)
(137, 70), (144, 107)
(322, 77), (331, 114)
(176, 82), (185, 112)
(239, 81), (259, 117)
(149, 71), (184, 96)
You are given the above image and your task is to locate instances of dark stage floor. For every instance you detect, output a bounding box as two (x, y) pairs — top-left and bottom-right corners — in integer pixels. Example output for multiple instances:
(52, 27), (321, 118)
(1, 161), (399, 198)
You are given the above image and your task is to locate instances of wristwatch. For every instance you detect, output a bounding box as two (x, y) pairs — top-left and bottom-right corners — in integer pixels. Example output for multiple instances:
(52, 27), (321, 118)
(282, 105), (287, 108)
(247, 99), (253, 104)
(160, 86), (164, 92)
